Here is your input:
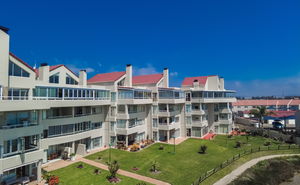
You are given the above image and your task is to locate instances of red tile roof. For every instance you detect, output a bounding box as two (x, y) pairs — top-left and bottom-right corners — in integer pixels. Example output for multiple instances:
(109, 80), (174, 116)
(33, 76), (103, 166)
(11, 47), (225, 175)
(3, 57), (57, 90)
(233, 99), (300, 106)
(182, 75), (217, 86)
(88, 71), (126, 83)
(243, 110), (296, 118)
(132, 74), (163, 85)
(9, 52), (35, 72)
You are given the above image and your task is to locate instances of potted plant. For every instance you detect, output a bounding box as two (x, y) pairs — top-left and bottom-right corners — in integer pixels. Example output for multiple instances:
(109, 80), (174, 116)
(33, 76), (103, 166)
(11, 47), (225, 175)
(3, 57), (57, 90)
(70, 153), (76, 161)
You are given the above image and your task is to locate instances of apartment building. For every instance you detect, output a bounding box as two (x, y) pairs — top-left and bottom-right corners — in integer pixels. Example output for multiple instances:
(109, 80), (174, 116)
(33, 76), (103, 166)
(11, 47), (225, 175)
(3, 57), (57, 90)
(0, 27), (236, 184)
(233, 99), (300, 125)
(182, 76), (236, 136)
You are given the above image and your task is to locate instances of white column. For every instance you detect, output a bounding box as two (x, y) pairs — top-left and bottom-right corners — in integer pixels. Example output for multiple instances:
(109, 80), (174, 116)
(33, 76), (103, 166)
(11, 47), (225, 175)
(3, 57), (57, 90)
(167, 131), (170, 142)
(125, 136), (128, 146)
(0, 86), (2, 100)
(62, 88), (65, 100)
(37, 160), (42, 182)
(72, 142), (75, 153)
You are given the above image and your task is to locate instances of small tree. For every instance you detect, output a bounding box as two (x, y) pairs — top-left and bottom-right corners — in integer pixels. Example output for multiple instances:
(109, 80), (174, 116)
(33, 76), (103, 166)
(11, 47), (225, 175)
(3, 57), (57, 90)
(108, 160), (120, 179)
(151, 161), (160, 173)
(199, 145), (208, 154)
(235, 141), (242, 148)
(249, 106), (274, 128)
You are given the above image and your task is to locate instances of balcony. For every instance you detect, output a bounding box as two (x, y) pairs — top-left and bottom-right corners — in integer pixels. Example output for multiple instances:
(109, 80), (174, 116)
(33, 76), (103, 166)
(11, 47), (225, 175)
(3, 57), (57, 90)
(191, 90), (236, 103)
(191, 109), (205, 115)
(192, 120), (207, 127)
(158, 121), (180, 130)
(117, 88), (153, 104)
(158, 88), (185, 104)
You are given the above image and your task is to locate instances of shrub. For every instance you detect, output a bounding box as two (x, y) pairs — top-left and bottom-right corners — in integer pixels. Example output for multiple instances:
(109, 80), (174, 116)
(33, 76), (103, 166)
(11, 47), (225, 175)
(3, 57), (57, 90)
(227, 135), (233, 138)
(94, 169), (101, 174)
(77, 164), (84, 169)
(130, 143), (140, 152)
(199, 145), (208, 154)
(151, 161), (160, 173)
(132, 166), (139, 171)
(48, 175), (59, 185)
(159, 145), (164, 150)
(264, 141), (271, 146)
(108, 160), (120, 179)
(235, 141), (242, 148)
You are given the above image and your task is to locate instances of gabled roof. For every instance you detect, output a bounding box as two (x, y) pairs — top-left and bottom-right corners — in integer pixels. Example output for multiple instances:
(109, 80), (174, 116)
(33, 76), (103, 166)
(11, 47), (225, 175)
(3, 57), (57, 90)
(182, 75), (217, 86)
(88, 71), (126, 83)
(132, 74), (163, 85)
(35, 64), (78, 77)
(9, 52), (35, 72)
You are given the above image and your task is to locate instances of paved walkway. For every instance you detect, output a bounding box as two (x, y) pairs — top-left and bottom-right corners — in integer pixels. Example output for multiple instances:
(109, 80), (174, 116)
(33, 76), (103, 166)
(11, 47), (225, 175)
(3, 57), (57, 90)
(166, 137), (188, 145)
(213, 154), (300, 185)
(79, 158), (170, 185)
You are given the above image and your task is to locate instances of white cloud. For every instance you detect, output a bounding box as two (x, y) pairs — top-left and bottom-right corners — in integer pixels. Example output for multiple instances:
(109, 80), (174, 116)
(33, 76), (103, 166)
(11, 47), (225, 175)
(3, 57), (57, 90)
(170, 72), (178, 77)
(133, 64), (159, 76)
(66, 64), (95, 74)
(227, 74), (300, 97)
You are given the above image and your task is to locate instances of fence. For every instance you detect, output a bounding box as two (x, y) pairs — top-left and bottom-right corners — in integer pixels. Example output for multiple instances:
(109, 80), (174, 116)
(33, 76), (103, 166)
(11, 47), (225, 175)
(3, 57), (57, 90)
(192, 144), (300, 185)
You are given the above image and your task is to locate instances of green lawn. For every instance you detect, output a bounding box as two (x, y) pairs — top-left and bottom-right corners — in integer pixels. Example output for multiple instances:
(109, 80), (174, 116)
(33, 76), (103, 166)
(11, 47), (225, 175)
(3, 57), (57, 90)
(85, 135), (293, 185)
(51, 162), (151, 185)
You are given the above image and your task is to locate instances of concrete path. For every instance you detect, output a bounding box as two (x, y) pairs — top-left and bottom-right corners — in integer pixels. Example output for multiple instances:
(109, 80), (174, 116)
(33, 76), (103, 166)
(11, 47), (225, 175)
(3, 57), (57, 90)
(213, 154), (300, 185)
(43, 154), (170, 185)
(79, 158), (170, 185)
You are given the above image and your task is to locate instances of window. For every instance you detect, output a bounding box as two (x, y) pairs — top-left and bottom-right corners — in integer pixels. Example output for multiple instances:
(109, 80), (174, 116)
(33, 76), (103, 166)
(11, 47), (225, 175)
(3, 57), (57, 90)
(214, 115), (219, 122)
(9, 61), (30, 77)
(153, 118), (158, 127)
(219, 113), (229, 120)
(92, 137), (102, 148)
(92, 122), (102, 129)
(117, 120), (126, 128)
(4, 139), (19, 154)
(128, 119), (136, 128)
(152, 105), (158, 114)
(118, 105), (126, 114)
(66, 74), (78, 85)
(8, 88), (29, 100)
(186, 116), (192, 125)
(185, 104), (191, 113)
(49, 73), (59, 83)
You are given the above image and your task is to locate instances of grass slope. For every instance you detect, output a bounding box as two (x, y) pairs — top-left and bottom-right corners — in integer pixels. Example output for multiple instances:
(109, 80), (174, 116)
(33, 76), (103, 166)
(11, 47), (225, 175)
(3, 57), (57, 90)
(86, 135), (287, 185)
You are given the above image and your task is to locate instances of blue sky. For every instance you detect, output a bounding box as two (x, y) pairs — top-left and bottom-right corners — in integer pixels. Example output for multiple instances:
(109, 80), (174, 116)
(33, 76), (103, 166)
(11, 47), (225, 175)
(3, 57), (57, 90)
(1, 0), (300, 96)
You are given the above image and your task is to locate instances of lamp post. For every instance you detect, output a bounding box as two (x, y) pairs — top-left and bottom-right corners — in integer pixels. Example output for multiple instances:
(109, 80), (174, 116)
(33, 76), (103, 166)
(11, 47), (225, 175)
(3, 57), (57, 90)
(173, 136), (176, 154)
(109, 143), (112, 163)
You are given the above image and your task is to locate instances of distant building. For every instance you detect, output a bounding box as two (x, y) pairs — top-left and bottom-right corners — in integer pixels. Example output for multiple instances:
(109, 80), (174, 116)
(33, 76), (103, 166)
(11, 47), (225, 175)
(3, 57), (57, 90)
(233, 99), (300, 125)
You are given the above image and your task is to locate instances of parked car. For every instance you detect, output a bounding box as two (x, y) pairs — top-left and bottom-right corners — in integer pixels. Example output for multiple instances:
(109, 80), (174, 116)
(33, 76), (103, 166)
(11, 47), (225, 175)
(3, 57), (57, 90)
(272, 121), (283, 129)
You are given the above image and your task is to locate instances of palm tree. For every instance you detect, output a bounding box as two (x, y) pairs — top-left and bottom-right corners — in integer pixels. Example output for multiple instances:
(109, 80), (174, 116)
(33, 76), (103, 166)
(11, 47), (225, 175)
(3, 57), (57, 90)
(249, 106), (274, 128)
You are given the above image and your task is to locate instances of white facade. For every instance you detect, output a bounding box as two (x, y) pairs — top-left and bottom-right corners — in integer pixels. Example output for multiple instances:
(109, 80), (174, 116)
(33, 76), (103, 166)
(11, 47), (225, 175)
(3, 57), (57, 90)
(0, 27), (236, 184)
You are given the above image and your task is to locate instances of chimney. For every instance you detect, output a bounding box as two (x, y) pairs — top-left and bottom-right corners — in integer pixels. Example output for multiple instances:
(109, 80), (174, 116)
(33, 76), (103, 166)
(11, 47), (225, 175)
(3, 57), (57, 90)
(0, 26), (10, 87)
(125, 64), (132, 87)
(38, 63), (49, 82)
(219, 77), (224, 90)
(79, 70), (87, 86)
(163, 68), (169, 88)
(193, 79), (200, 89)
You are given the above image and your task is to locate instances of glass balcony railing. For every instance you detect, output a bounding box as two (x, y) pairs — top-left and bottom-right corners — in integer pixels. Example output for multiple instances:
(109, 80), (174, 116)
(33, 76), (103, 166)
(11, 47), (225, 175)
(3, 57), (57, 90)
(0, 122), (38, 129)
(191, 91), (236, 99)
